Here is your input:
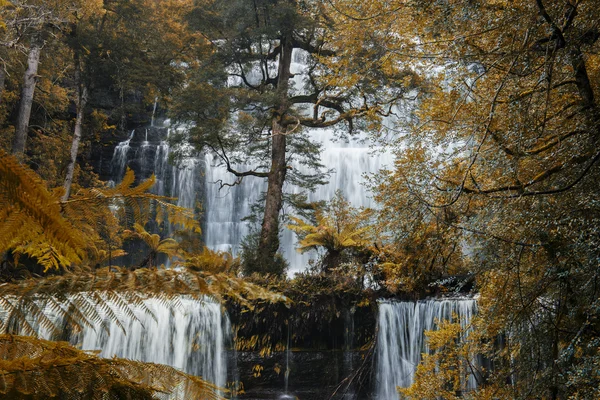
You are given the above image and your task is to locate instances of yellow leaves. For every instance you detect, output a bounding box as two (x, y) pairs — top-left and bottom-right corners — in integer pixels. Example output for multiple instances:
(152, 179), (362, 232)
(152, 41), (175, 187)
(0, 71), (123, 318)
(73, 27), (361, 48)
(0, 149), (87, 270)
(0, 151), (201, 272)
(400, 318), (474, 400)
(0, 334), (224, 400)
(123, 223), (179, 258)
(0, 266), (288, 336)
(288, 192), (373, 255)
(176, 247), (240, 274)
(251, 364), (263, 378)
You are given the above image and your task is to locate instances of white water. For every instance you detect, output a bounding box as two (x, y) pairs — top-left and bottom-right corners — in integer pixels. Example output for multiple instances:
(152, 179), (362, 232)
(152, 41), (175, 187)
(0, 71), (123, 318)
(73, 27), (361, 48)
(108, 128), (201, 209)
(105, 49), (396, 275)
(375, 299), (477, 399)
(203, 49), (395, 274)
(110, 129), (136, 182)
(30, 296), (230, 389)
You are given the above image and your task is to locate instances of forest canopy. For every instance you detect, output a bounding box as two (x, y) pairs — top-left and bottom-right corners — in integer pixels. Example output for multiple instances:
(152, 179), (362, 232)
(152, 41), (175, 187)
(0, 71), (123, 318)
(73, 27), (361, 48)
(0, 0), (599, 399)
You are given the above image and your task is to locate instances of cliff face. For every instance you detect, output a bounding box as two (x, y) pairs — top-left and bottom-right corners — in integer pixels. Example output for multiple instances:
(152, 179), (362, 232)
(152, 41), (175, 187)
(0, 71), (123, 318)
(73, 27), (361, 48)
(225, 288), (378, 400)
(232, 350), (370, 400)
(87, 126), (170, 183)
(87, 125), (205, 267)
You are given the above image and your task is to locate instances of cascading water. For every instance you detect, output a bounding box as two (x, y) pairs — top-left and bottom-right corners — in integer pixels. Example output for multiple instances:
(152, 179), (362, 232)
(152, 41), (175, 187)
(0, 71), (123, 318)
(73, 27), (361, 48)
(202, 48), (395, 273)
(97, 132), (230, 391)
(375, 298), (478, 399)
(12, 296), (230, 391)
(154, 136), (171, 196)
(107, 127), (202, 210)
(110, 129), (136, 183)
(104, 48), (395, 275)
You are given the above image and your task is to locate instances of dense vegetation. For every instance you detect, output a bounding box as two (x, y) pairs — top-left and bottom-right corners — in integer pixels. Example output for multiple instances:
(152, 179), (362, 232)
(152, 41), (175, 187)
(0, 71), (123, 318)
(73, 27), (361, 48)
(1, 0), (599, 399)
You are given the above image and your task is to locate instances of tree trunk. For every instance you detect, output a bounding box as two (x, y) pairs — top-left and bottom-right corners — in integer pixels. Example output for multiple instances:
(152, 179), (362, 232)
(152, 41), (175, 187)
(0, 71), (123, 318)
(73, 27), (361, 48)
(62, 83), (88, 201)
(0, 66), (5, 104)
(12, 43), (41, 158)
(258, 34), (294, 273)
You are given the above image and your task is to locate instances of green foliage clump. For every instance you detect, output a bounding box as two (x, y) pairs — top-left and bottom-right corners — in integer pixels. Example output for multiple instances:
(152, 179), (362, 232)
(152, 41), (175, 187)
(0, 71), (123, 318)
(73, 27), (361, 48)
(240, 231), (288, 277)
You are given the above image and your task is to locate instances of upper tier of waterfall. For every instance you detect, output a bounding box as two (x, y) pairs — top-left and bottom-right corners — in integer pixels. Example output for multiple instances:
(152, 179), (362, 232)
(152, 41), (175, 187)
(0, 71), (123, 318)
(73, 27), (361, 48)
(104, 124), (393, 275)
(102, 47), (396, 275)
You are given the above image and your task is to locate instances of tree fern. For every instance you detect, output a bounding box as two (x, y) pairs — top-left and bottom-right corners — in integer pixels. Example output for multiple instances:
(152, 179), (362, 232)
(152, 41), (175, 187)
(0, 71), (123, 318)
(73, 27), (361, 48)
(123, 223), (180, 268)
(287, 191), (374, 270)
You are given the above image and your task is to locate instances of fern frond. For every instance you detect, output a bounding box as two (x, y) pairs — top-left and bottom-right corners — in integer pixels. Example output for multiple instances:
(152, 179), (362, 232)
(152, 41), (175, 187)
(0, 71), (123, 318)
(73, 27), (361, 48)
(0, 150), (87, 269)
(0, 151), (199, 272)
(0, 334), (223, 400)
(287, 195), (374, 254)
(0, 267), (289, 335)
(174, 247), (240, 274)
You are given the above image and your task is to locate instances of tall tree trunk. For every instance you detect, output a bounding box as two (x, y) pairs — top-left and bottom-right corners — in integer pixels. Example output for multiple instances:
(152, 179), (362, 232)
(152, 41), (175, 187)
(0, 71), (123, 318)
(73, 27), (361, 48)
(62, 79), (88, 202)
(258, 34), (293, 273)
(0, 66), (5, 104)
(12, 42), (41, 158)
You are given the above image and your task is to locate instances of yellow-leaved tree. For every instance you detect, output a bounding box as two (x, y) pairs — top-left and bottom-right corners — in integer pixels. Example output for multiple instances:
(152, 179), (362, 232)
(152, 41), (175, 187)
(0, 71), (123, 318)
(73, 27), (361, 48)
(324, 0), (600, 397)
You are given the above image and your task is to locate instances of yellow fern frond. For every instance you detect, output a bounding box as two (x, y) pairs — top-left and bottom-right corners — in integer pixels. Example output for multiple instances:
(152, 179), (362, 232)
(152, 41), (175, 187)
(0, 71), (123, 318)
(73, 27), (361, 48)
(0, 334), (223, 400)
(0, 267), (289, 335)
(0, 150), (87, 270)
(0, 151), (200, 271)
(175, 247), (240, 274)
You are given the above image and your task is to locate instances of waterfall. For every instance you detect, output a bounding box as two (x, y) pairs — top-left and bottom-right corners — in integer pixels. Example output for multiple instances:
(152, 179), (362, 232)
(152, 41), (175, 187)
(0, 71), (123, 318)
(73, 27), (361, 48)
(110, 129), (136, 182)
(375, 298), (477, 399)
(11, 296), (231, 391)
(202, 128), (393, 272)
(104, 47), (395, 275)
(202, 48), (395, 273)
(151, 97), (159, 127)
(107, 127), (202, 212)
(154, 137), (170, 196)
(203, 154), (265, 253)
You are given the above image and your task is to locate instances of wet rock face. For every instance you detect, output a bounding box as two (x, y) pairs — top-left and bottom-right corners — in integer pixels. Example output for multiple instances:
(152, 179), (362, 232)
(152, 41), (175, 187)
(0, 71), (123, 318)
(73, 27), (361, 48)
(87, 125), (205, 267)
(232, 350), (370, 400)
(88, 127), (172, 183)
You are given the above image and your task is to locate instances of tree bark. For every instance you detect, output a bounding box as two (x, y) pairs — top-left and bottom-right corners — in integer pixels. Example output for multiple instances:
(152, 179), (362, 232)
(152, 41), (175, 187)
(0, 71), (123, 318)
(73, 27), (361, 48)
(0, 66), (5, 104)
(12, 42), (41, 158)
(258, 34), (294, 272)
(62, 81), (88, 202)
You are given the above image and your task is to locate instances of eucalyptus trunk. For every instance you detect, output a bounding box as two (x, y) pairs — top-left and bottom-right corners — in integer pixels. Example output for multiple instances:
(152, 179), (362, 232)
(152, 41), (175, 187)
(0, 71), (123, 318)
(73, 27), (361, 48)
(258, 35), (293, 273)
(62, 80), (88, 202)
(0, 67), (5, 104)
(12, 42), (41, 158)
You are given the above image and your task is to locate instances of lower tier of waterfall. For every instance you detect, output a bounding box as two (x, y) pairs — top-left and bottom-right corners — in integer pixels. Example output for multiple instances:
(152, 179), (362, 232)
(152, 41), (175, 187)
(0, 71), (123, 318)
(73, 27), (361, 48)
(3, 294), (482, 399)
(375, 298), (478, 399)
(35, 296), (231, 390)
